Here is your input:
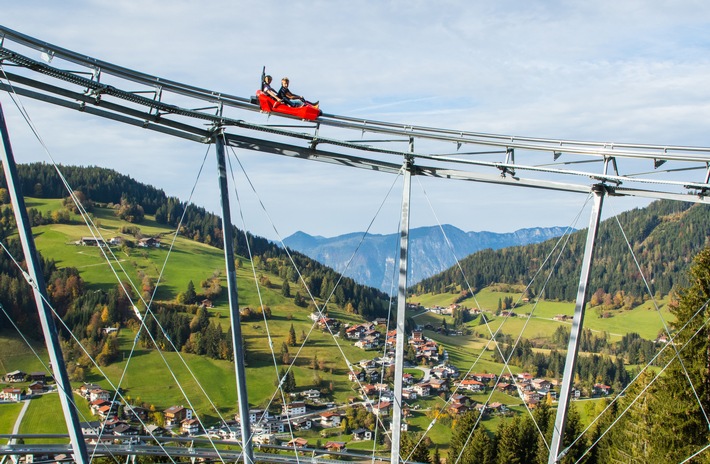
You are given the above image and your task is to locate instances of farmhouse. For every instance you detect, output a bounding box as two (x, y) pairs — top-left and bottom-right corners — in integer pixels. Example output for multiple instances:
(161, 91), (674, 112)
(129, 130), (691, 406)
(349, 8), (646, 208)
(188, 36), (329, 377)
(0, 388), (22, 401)
(412, 383), (431, 397)
(291, 417), (312, 430)
(324, 441), (347, 452)
(27, 381), (45, 395)
(348, 370), (366, 382)
(593, 383), (612, 396)
(286, 437), (309, 448)
(80, 237), (107, 247)
(181, 418), (201, 436)
(448, 402), (470, 415)
(302, 389), (320, 399)
(319, 411), (342, 428)
(459, 379), (485, 392)
(372, 400), (391, 417)
(5, 370), (26, 382)
(351, 428), (373, 441)
(29, 372), (46, 382)
(282, 401), (307, 416)
(164, 405), (193, 427)
(88, 388), (112, 402)
(138, 237), (160, 248)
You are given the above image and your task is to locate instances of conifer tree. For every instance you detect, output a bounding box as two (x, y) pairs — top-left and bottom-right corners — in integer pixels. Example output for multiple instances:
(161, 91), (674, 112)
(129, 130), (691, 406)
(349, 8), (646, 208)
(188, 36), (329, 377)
(280, 341), (290, 364)
(448, 411), (484, 463)
(185, 280), (197, 304)
(516, 414), (539, 464)
(466, 427), (496, 464)
(533, 402), (553, 464)
(287, 323), (297, 347)
(399, 432), (429, 464)
(587, 397), (617, 464)
(645, 246), (710, 461)
(560, 403), (585, 463)
(294, 292), (306, 307)
(495, 416), (521, 464)
(430, 445), (441, 464)
(600, 370), (655, 463)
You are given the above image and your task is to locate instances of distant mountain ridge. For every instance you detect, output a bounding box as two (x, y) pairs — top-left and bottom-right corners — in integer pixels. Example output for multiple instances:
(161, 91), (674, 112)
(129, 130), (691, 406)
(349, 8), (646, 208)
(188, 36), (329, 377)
(284, 225), (572, 293)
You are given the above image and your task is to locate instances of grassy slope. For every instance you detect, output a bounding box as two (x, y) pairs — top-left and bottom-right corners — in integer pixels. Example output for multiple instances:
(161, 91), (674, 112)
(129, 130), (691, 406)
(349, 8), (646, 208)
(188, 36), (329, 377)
(5, 200), (380, 415)
(1, 198), (675, 448)
(0, 402), (24, 444)
(412, 287), (672, 341)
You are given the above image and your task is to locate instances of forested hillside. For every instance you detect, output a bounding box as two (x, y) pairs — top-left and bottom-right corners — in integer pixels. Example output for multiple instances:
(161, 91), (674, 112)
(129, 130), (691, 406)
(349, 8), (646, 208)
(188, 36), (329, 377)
(444, 247), (710, 463)
(0, 163), (390, 338)
(416, 199), (710, 305)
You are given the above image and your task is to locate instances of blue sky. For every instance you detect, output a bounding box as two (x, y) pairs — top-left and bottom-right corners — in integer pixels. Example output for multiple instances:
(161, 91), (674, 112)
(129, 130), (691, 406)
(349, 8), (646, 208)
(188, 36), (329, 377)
(2, 1), (710, 240)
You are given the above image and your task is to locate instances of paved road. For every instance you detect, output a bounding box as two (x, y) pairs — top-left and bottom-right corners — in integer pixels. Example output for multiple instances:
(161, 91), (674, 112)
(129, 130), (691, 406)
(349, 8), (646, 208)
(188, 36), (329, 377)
(415, 366), (431, 382)
(10, 400), (30, 444)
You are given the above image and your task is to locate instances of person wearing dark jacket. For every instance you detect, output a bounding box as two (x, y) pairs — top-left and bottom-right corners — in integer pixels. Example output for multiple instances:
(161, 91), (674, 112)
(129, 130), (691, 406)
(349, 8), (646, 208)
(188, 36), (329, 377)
(278, 77), (318, 108)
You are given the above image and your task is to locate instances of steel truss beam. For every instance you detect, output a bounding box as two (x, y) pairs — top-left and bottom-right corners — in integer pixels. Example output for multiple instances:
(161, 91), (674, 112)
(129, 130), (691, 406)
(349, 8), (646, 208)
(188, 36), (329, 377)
(1, 37), (710, 197)
(1, 26), (710, 173)
(3, 24), (710, 165)
(1, 67), (708, 202)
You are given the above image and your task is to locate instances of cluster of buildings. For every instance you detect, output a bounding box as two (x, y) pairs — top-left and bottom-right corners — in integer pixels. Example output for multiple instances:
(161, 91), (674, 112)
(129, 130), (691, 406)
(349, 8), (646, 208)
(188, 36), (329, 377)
(308, 312), (341, 331)
(404, 330), (443, 363)
(75, 383), (207, 443)
(426, 303), (458, 315)
(223, 398), (393, 450)
(77, 236), (161, 248)
(0, 371), (51, 402)
(2, 305), (618, 451)
(344, 321), (383, 350)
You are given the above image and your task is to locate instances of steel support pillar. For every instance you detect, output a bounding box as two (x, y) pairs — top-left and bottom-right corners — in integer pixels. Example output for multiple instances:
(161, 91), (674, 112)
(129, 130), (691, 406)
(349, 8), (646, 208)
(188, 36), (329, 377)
(548, 184), (606, 464)
(0, 103), (89, 464)
(214, 132), (254, 464)
(391, 147), (414, 464)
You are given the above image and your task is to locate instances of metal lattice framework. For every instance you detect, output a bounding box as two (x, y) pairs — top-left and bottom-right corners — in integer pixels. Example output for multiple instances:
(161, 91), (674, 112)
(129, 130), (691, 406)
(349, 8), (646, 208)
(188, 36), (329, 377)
(1, 24), (710, 464)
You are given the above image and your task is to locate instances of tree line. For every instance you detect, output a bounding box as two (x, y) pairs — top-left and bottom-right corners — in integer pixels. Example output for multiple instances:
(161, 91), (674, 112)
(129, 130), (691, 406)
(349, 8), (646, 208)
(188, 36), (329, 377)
(0, 164), (391, 338)
(446, 246), (710, 463)
(493, 335), (631, 393)
(416, 199), (710, 305)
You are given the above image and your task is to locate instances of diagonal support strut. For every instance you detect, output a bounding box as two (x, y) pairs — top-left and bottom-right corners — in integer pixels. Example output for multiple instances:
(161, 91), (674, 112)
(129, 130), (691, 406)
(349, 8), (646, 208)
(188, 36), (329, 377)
(0, 102), (90, 464)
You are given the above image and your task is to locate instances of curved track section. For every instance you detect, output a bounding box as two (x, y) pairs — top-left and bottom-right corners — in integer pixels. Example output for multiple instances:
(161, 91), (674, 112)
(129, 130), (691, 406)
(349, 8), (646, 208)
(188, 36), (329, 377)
(1, 25), (709, 202)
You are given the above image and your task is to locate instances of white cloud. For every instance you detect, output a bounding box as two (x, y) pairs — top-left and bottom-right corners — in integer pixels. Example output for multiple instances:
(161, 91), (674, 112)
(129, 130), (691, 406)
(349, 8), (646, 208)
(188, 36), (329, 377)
(1, 0), (709, 239)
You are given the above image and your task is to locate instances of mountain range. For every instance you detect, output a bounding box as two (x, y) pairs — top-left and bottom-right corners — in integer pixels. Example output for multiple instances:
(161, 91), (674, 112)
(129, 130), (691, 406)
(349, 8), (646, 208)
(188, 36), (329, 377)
(284, 225), (571, 293)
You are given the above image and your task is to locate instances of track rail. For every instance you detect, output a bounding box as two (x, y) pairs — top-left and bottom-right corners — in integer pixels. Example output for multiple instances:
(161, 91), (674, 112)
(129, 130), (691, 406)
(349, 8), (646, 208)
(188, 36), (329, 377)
(2, 24), (710, 167)
(0, 435), (402, 464)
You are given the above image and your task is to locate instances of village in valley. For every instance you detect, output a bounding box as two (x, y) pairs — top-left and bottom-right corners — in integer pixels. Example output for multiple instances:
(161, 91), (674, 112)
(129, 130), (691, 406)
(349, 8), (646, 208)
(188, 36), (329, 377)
(1, 302), (614, 454)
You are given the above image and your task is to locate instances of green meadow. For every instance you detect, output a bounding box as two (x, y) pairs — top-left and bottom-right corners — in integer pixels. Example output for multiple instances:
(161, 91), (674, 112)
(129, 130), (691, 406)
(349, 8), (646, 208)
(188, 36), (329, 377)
(0, 402), (24, 444)
(4, 200), (382, 418)
(0, 198), (677, 449)
(410, 287), (672, 342)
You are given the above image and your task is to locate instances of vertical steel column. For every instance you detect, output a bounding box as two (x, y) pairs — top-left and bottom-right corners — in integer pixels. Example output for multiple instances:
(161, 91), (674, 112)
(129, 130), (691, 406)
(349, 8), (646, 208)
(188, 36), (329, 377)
(548, 184), (606, 464)
(214, 132), (254, 464)
(0, 103), (89, 464)
(391, 145), (414, 464)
